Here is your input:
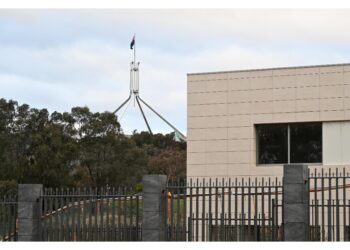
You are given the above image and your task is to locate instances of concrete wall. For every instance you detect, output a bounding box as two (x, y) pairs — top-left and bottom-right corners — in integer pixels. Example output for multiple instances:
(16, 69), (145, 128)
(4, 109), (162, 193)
(187, 63), (350, 178)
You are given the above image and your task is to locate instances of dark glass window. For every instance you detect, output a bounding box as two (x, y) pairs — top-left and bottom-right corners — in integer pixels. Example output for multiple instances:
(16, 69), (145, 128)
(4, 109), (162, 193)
(290, 123), (322, 163)
(256, 124), (288, 164)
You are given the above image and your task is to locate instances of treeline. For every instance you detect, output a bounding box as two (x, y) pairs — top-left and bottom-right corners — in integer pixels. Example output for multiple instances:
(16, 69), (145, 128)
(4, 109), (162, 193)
(0, 98), (186, 193)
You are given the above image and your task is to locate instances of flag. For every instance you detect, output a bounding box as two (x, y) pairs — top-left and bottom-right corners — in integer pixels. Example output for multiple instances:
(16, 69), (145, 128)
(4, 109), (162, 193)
(130, 35), (135, 50)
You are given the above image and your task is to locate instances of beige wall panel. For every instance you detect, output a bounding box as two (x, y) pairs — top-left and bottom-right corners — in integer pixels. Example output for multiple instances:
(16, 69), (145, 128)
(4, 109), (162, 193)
(228, 102), (251, 115)
(250, 150), (257, 165)
(227, 71), (250, 79)
(295, 67), (319, 75)
(187, 140), (206, 153)
(320, 98), (344, 111)
(320, 85), (344, 98)
(345, 110), (350, 120)
(188, 105), (207, 117)
(252, 101), (273, 114)
(187, 74), (203, 82)
(343, 72), (350, 84)
(206, 164), (228, 177)
(206, 152), (227, 164)
(228, 78), (250, 91)
(207, 79), (228, 92)
(188, 93), (206, 105)
(188, 152), (206, 165)
(273, 75), (297, 89)
(320, 110), (345, 121)
(296, 86), (319, 99)
(273, 68), (296, 76)
(188, 81), (206, 93)
(295, 111), (320, 122)
(251, 89), (273, 101)
(228, 90), (251, 102)
(319, 72), (343, 86)
(204, 103), (228, 116)
(249, 70), (273, 78)
(188, 116), (207, 129)
(344, 85), (350, 97)
(319, 66), (343, 73)
(344, 98), (350, 110)
(344, 65), (350, 72)
(296, 74), (319, 87)
(273, 112), (296, 123)
(228, 127), (252, 139)
(251, 76), (273, 90)
(273, 88), (295, 101)
(296, 99), (320, 112)
(228, 114), (251, 127)
(251, 113), (273, 124)
(228, 139), (250, 152)
(228, 151), (250, 164)
(187, 128), (206, 140)
(250, 138), (256, 152)
(273, 100), (296, 113)
(227, 164), (250, 176)
(206, 140), (228, 152)
(205, 115), (228, 128)
(205, 127), (227, 140)
(205, 92), (228, 104)
(187, 164), (206, 177)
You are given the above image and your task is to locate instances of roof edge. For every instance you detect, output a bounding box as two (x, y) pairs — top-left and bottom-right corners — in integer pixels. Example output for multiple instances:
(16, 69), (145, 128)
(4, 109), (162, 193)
(187, 62), (350, 76)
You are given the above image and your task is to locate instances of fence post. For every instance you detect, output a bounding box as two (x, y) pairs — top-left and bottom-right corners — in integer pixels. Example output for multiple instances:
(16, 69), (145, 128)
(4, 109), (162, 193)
(283, 164), (309, 241)
(142, 175), (167, 241)
(18, 184), (43, 241)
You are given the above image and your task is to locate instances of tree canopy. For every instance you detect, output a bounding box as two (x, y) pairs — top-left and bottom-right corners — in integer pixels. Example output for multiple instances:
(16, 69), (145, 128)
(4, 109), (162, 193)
(0, 98), (186, 192)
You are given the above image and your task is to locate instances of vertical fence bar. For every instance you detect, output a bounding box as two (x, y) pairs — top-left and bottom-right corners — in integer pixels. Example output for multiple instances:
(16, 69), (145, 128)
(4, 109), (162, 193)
(189, 179), (193, 242)
(321, 168), (325, 241)
(202, 178), (205, 242)
(248, 178), (251, 241)
(228, 178), (232, 240)
(208, 179), (212, 241)
(261, 178), (265, 241)
(254, 178), (258, 241)
(328, 199), (332, 241)
(215, 179), (218, 232)
(335, 169), (339, 241)
(221, 178), (225, 241)
(343, 169), (346, 242)
(235, 178), (238, 241)
(241, 178), (245, 241)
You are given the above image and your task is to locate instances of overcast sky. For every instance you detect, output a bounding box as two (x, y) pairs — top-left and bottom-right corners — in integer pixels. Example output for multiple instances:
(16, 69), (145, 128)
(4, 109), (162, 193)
(1, 9), (350, 134)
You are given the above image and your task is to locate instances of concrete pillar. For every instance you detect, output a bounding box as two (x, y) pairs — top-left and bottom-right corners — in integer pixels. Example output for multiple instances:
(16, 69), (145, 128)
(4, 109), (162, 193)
(283, 164), (309, 241)
(142, 175), (167, 241)
(18, 184), (43, 241)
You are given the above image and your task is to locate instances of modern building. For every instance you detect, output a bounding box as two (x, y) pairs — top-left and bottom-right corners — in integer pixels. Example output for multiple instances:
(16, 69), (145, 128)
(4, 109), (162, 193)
(187, 63), (350, 179)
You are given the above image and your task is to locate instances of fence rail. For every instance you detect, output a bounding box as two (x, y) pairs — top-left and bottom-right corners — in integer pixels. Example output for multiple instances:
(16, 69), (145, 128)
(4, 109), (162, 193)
(40, 187), (142, 241)
(165, 177), (284, 241)
(309, 168), (350, 241)
(0, 194), (17, 241)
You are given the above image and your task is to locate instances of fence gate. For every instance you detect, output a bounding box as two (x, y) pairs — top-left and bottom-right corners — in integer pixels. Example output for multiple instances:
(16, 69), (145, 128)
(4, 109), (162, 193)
(0, 194), (17, 241)
(165, 178), (284, 241)
(40, 187), (142, 241)
(309, 168), (350, 241)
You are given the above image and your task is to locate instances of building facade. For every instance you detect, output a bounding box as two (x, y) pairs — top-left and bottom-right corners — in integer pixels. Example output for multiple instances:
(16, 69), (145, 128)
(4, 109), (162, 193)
(187, 63), (350, 178)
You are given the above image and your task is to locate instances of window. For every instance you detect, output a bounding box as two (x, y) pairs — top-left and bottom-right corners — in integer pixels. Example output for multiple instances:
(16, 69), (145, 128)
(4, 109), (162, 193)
(256, 122), (322, 165)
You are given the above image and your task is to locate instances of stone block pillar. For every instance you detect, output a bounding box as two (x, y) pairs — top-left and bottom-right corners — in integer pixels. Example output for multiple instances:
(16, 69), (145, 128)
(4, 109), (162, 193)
(142, 175), (167, 241)
(283, 164), (309, 241)
(18, 184), (43, 241)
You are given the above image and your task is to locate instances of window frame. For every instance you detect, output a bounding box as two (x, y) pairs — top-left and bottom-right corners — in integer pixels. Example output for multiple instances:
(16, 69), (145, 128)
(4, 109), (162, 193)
(256, 122), (323, 166)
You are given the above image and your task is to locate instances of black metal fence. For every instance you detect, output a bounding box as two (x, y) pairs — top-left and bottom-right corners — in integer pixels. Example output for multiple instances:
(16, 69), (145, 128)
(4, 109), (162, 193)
(0, 194), (17, 241)
(165, 178), (284, 241)
(309, 168), (350, 241)
(40, 187), (142, 241)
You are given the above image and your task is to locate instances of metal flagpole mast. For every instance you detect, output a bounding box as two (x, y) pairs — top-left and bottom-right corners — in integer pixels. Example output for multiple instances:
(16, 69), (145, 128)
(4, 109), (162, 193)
(133, 33), (136, 65)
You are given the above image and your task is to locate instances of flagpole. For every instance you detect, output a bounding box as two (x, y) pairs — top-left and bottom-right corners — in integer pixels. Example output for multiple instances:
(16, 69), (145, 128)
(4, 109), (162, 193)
(133, 33), (136, 63)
